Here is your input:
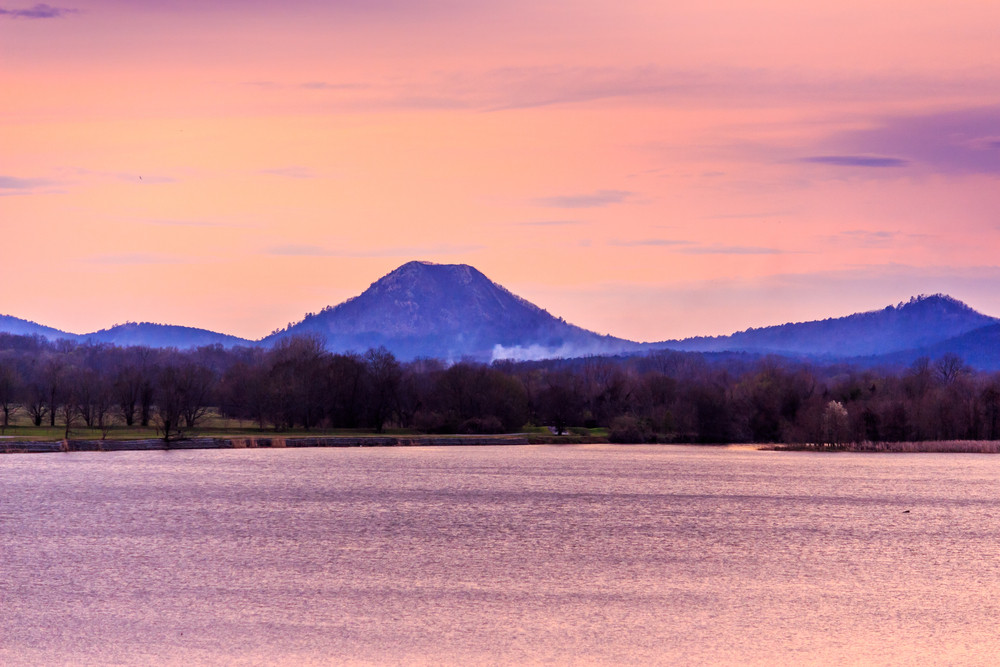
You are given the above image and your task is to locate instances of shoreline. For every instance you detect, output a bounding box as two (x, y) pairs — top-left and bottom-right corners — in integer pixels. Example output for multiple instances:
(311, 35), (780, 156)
(762, 440), (1000, 453)
(6, 437), (1000, 454)
(0, 435), (535, 454)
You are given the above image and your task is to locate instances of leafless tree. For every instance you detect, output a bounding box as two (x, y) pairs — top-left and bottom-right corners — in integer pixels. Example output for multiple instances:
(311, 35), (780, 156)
(934, 353), (971, 386)
(364, 346), (402, 433)
(0, 360), (21, 433)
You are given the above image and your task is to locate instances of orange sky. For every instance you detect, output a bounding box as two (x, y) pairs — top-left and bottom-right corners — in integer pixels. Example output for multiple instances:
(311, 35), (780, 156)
(2, 0), (999, 341)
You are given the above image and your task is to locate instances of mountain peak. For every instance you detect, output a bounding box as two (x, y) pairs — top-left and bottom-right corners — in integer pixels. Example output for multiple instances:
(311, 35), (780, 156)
(664, 293), (997, 357)
(266, 261), (635, 360)
(897, 293), (977, 312)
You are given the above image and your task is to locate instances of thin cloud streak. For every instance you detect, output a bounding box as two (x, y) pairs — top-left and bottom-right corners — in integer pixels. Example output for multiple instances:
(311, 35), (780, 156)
(799, 155), (908, 167)
(0, 3), (76, 18)
(608, 239), (788, 254)
(260, 166), (317, 178)
(265, 243), (484, 257)
(815, 107), (1000, 174)
(84, 253), (191, 265)
(142, 219), (252, 228)
(678, 245), (789, 255)
(0, 175), (54, 190)
(243, 67), (1000, 114)
(608, 239), (693, 247)
(534, 190), (632, 209)
(510, 220), (586, 227)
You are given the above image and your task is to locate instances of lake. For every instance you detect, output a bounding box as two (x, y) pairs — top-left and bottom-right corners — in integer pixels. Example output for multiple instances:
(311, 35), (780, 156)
(3, 445), (1000, 666)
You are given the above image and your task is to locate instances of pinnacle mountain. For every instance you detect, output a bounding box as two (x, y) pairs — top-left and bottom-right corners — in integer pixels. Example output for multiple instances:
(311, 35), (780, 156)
(263, 261), (639, 360)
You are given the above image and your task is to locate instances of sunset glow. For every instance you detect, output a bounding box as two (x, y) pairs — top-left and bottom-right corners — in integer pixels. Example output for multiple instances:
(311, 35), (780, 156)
(3, 0), (999, 340)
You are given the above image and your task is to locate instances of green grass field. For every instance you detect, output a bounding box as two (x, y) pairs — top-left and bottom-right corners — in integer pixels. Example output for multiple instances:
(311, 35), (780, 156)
(0, 411), (610, 442)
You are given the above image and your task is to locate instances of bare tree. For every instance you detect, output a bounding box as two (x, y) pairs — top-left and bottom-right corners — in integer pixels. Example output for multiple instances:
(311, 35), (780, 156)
(43, 358), (65, 427)
(73, 368), (98, 428)
(934, 353), (971, 386)
(364, 346), (401, 433)
(95, 380), (117, 440)
(114, 364), (142, 426)
(152, 365), (185, 442)
(25, 383), (48, 427)
(60, 394), (80, 440)
(179, 362), (214, 429)
(0, 361), (21, 433)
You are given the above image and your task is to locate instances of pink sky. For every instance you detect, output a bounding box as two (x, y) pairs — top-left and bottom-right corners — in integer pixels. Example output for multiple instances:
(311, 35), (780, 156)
(2, 0), (999, 342)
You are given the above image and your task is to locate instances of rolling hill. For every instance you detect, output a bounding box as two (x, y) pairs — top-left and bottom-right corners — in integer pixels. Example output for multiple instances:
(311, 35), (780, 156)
(656, 294), (997, 358)
(80, 322), (252, 349)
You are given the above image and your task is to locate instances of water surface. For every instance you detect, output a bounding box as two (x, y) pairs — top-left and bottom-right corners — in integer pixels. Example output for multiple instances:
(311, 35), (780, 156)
(3, 445), (1000, 666)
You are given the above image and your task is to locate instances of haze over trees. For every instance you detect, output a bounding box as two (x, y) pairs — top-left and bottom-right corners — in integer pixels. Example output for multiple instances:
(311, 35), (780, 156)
(0, 330), (999, 444)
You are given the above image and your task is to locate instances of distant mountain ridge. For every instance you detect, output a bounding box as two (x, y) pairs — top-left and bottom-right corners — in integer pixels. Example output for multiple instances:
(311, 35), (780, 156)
(0, 315), (251, 350)
(657, 294), (997, 358)
(1, 264), (998, 367)
(81, 322), (252, 349)
(0, 314), (75, 340)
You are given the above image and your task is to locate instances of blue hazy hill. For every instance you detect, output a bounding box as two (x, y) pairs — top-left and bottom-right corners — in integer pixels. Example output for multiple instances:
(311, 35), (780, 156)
(2, 266), (999, 366)
(854, 322), (1000, 372)
(263, 261), (640, 361)
(81, 322), (252, 349)
(656, 295), (997, 358)
(0, 314), (76, 340)
(0, 315), (251, 349)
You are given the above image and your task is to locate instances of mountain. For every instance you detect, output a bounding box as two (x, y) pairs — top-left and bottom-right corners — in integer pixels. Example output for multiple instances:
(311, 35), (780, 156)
(656, 295), (998, 358)
(0, 314), (75, 340)
(0, 316), (251, 349)
(80, 322), (252, 349)
(858, 322), (1000, 372)
(2, 266), (998, 366)
(263, 261), (640, 361)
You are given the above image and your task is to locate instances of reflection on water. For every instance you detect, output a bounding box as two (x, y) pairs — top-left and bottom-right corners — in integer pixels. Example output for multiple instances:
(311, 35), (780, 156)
(3, 445), (1000, 666)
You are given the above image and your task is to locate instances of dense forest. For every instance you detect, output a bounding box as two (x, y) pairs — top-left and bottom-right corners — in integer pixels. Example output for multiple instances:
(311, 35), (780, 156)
(0, 331), (998, 444)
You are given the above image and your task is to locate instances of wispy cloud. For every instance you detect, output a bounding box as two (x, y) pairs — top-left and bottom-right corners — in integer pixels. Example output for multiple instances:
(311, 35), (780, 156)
(84, 253), (190, 265)
(120, 173), (177, 184)
(510, 220), (586, 227)
(239, 66), (1000, 117)
(244, 81), (365, 92)
(703, 211), (794, 220)
(265, 243), (484, 257)
(799, 155), (908, 168)
(0, 3), (76, 18)
(266, 244), (332, 256)
(142, 219), (251, 228)
(534, 189), (632, 209)
(299, 81), (367, 91)
(0, 175), (53, 190)
(242, 80), (281, 89)
(839, 230), (896, 248)
(259, 166), (317, 179)
(823, 230), (934, 249)
(609, 238), (693, 247)
(678, 245), (788, 255)
(608, 238), (789, 254)
(814, 107), (1000, 175)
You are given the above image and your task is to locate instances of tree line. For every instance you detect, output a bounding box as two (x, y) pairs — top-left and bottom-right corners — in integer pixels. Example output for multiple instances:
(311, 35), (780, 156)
(0, 331), (998, 443)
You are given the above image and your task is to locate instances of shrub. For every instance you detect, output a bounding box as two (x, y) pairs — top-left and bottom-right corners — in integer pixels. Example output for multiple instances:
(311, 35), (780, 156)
(459, 416), (503, 434)
(609, 415), (649, 443)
